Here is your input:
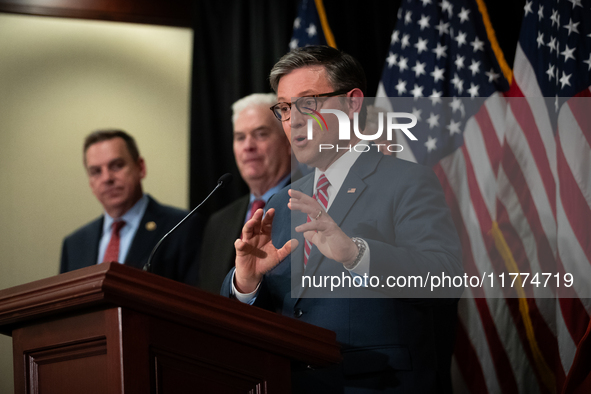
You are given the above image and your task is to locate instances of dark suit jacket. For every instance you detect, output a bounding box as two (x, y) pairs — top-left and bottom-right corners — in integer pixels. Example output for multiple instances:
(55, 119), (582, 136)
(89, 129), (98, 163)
(197, 194), (249, 293)
(60, 195), (203, 285)
(198, 171), (301, 294)
(222, 151), (463, 393)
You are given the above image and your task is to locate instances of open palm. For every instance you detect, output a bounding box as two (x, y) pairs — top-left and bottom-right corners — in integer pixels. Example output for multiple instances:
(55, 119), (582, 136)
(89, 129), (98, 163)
(234, 208), (296, 293)
(289, 189), (358, 265)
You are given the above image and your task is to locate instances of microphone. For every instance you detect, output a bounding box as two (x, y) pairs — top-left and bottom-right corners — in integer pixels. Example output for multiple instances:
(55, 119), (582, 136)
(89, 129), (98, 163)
(143, 173), (233, 273)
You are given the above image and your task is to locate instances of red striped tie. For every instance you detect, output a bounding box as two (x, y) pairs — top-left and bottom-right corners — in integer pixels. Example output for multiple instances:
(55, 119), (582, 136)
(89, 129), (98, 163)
(103, 220), (126, 263)
(304, 174), (329, 266)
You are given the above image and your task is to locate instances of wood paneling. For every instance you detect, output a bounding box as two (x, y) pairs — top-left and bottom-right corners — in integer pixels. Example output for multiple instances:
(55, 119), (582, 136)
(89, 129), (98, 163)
(1, 263), (341, 393)
(12, 309), (123, 394)
(0, 0), (192, 27)
(0, 263), (340, 367)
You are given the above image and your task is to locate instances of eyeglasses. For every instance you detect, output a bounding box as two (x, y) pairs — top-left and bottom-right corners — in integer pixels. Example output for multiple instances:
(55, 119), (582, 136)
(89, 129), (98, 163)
(270, 90), (350, 122)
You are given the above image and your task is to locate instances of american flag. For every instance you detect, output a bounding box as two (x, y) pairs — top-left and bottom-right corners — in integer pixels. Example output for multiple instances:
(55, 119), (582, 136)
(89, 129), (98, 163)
(290, 0), (336, 50)
(377, 0), (591, 393)
(497, 0), (591, 392)
(376, 0), (510, 164)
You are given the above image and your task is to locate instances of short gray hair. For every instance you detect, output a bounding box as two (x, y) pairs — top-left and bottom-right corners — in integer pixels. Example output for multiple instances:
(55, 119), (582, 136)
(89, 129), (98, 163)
(269, 46), (367, 129)
(231, 93), (277, 126)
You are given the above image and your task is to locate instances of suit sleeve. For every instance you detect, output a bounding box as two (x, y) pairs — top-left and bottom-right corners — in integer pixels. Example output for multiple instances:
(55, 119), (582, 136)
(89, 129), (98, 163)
(356, 165), (463, 299)
(220, 267), (279, 312)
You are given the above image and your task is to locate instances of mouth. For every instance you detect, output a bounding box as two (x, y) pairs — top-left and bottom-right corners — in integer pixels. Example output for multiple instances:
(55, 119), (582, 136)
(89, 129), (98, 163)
(103, 187), (123, 197)
(243, 157), (262, 164)
(292, 135), (308, 147)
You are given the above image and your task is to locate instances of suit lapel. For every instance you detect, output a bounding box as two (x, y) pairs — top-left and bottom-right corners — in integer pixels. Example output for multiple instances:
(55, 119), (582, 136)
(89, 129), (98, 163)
(291, 175), (313, 278)
(222, 196), (249, 268)
(288, 174), (313, 301)
(85, 218), (103, 268)
(125, 197), (162, 269)
(330, 151), (382, 230)
(293, 152), (382, 302)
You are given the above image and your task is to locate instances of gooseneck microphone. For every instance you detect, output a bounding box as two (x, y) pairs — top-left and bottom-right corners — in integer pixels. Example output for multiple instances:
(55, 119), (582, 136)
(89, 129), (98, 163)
(143, 173), (233, 273)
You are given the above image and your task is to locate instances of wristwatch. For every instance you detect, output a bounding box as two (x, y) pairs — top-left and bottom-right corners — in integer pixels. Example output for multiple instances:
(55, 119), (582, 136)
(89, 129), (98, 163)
(344, 237), (366, 270)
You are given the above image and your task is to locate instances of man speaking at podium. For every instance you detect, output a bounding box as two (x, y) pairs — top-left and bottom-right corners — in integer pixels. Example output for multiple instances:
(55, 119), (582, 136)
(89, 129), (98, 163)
(60, 129), (202, 285)
(222, 46), (463, 393)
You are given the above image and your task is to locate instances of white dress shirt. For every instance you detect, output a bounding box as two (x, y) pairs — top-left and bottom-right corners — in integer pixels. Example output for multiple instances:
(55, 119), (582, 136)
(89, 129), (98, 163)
(97, 194), (149, 265)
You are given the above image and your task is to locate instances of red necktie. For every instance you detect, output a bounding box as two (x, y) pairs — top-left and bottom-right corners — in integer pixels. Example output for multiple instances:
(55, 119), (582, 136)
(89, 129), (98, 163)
(304, 174), (329, 266)
(248, 199), (266, 220)
(103, 220), (126, 263)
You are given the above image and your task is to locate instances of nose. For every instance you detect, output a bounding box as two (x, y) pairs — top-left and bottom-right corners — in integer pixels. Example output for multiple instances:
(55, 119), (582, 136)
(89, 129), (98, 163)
(100, 167), (115, 183)
(290, 107), (306, 130)
(243, 134), (257, 151)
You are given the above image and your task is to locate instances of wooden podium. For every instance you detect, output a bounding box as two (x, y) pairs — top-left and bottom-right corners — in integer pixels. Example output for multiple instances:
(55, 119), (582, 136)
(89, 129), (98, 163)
(0, 263), (340, 393)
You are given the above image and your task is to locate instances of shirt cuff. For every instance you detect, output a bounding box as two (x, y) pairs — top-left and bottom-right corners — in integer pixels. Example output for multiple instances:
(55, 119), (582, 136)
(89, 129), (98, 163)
(230, 270), (260, 304)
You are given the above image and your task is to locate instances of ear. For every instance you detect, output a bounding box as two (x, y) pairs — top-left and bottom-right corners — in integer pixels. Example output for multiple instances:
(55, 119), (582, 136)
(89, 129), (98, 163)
(138, 157), (147, 179)
(346, 88), (364, 117)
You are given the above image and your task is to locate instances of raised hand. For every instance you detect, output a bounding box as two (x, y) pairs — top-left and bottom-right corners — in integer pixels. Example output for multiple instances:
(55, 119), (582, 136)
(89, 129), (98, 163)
(234, 208), (296, 293)
(288, 189), (358, 266)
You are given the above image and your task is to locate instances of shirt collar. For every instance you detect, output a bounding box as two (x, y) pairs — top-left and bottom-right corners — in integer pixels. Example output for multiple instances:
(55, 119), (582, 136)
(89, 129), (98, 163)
(102, 194), (149, 233)
(314, 141), (366, 193)
(249, 173), (291, 204)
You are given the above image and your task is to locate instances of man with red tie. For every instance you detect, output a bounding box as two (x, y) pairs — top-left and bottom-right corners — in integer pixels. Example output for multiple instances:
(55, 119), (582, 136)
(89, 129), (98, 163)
(60, 129), (202, 285)
(222, 46), (463, 393)
(197, 93), (294, 293)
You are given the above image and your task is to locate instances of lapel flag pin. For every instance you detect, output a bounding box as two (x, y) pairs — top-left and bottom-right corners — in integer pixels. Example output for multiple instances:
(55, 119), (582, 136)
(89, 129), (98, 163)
(347, 188), (356, 193)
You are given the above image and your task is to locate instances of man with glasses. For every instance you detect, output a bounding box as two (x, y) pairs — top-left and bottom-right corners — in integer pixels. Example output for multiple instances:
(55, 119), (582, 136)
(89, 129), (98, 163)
(222, 46), (462, 393)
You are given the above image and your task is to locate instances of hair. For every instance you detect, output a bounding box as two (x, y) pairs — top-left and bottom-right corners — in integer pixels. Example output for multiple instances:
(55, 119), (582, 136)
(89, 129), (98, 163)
(231, 93), (278, 126)
(83, 129), (140, 164)
(269, 45), (368, 129)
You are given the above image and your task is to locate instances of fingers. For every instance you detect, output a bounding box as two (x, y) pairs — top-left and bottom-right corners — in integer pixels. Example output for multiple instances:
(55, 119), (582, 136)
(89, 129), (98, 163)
(261, 208), (275, 233)
(235, 237), (266, 259)
(289, 189), (325, 218)
(295, 219), (331, 233)
(234, 238), (248, 254)
(277, 239), (298, 262)
(240, 209), (259, 240)
(240, 207), (269, 240)
(301, 230), (320, 245)
(289, 189), (317, 207)
(289, 200), (324, 217)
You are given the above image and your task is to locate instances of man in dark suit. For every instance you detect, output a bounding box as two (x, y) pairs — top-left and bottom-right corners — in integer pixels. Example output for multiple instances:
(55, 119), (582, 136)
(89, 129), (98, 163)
(222, 46), (463, 393)
(197, 93), (292, 293)
(60, 129), (202, 285)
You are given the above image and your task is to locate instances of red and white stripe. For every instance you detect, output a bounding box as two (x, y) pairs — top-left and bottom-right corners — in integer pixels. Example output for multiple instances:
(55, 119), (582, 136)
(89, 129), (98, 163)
(446, 42), (591, 393)
(433, 91), (547, 393)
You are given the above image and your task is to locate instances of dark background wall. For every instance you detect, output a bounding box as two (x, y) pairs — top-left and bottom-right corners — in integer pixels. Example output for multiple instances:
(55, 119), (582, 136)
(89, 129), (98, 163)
(0, 0), (526, 214)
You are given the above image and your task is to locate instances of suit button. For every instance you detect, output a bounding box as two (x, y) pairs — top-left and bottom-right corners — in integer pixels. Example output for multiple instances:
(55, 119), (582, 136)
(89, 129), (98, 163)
(294, 308), (303, 318)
